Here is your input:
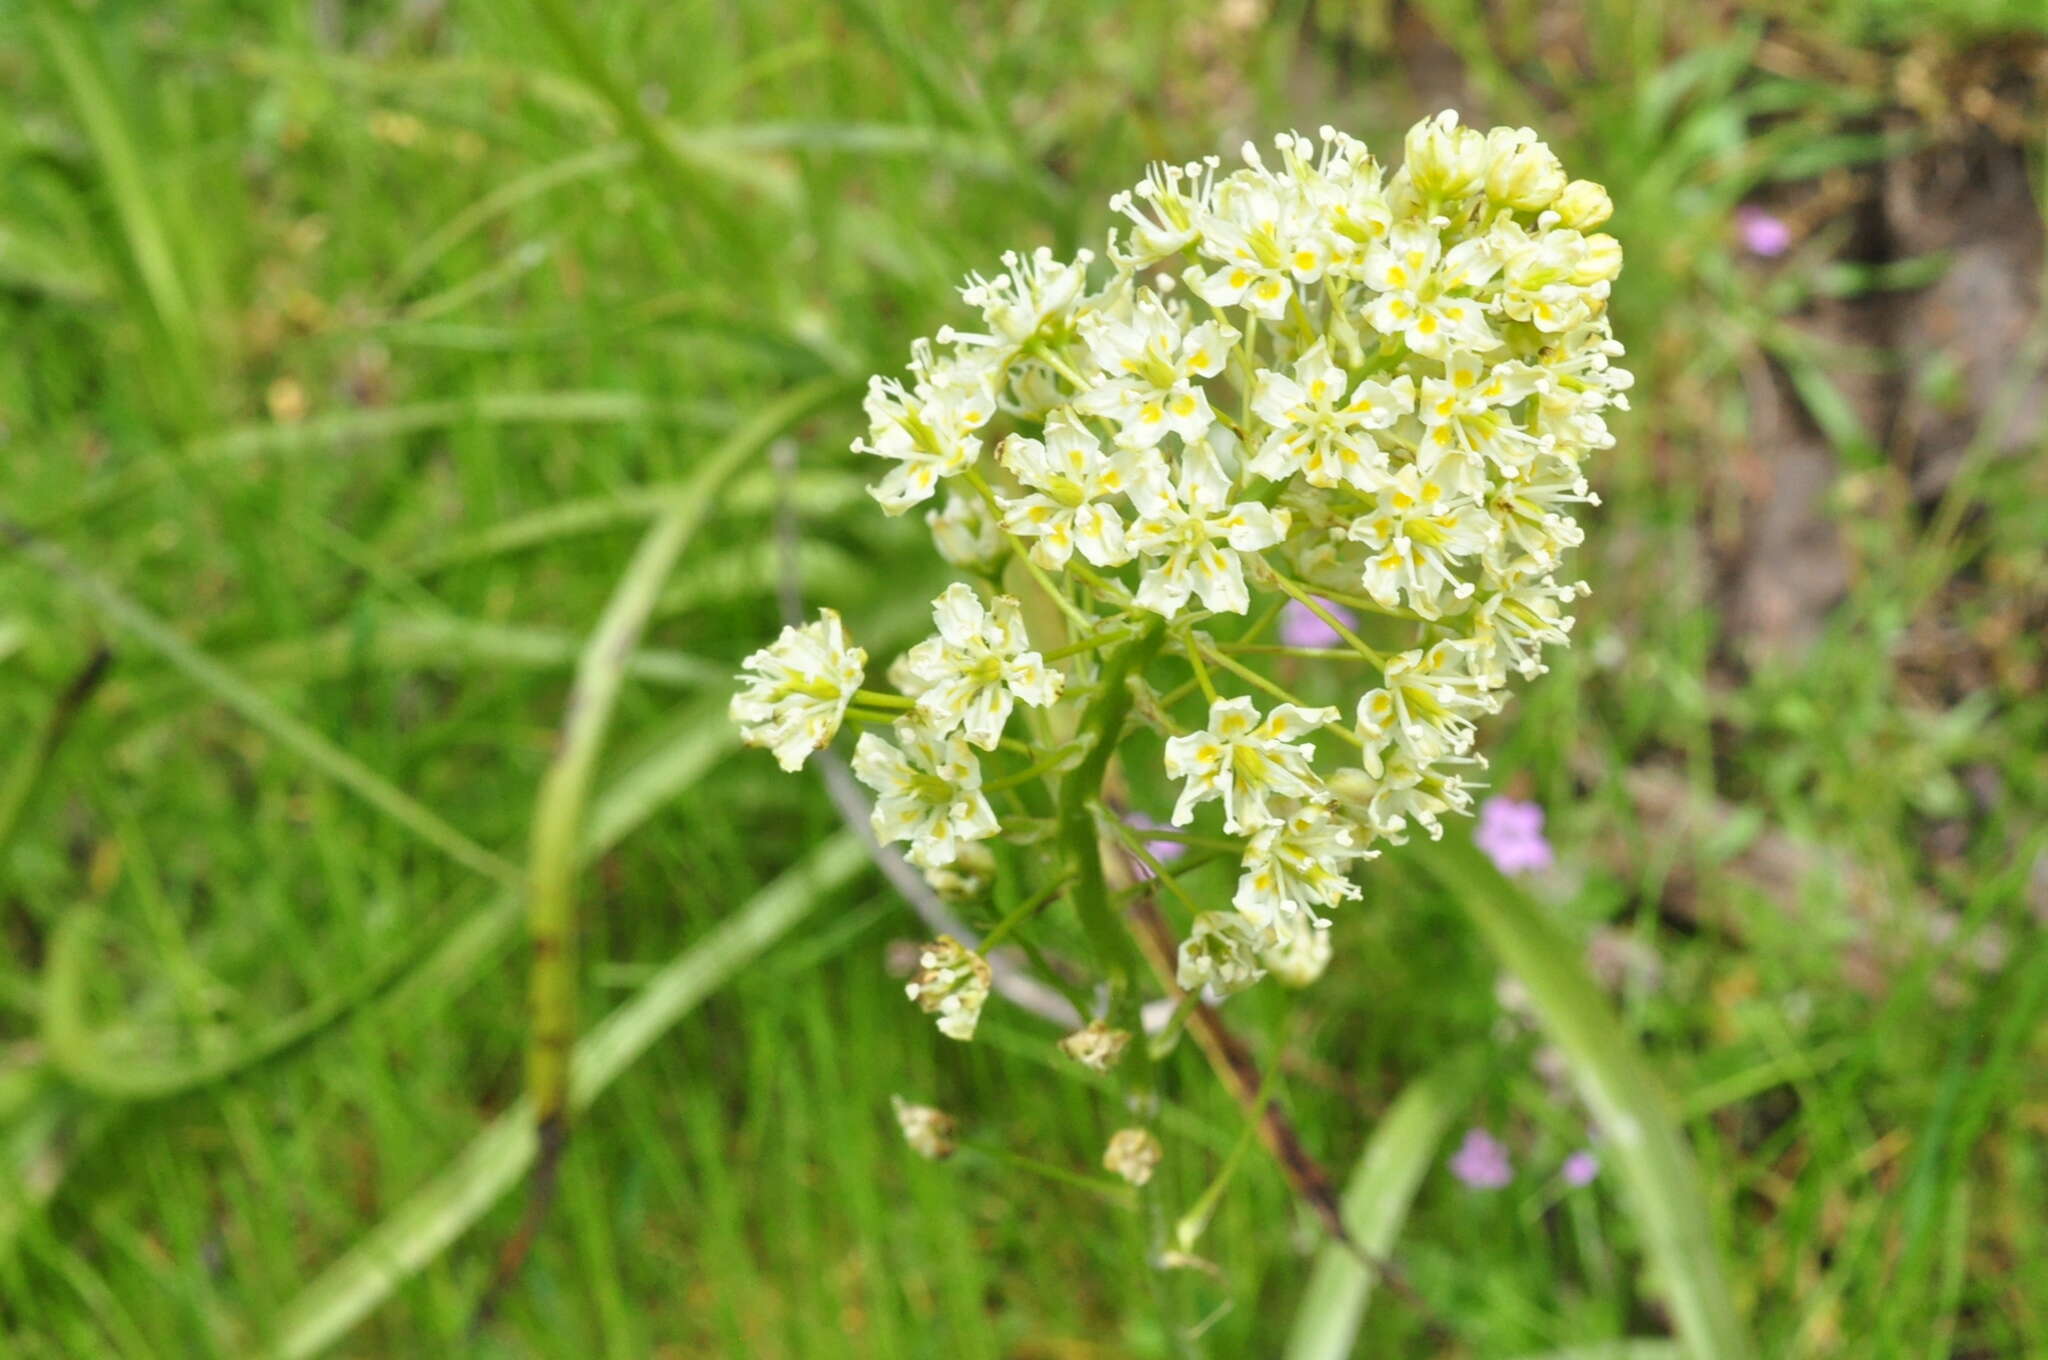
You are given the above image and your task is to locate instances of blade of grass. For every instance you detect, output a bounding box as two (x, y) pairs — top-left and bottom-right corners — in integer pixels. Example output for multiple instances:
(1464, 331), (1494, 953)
(1283, 1054), (1478, 1360)
(2, 520), (518, 886)
(1420, 841), (1753, 1360)
(267, 831), (868, 1360)
(39, 907), (420, 1103)
(508, 378), (840, 1302)
(32, 0), (207, 420)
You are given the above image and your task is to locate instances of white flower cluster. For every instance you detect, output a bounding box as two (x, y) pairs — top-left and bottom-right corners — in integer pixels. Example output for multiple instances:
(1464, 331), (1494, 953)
(735, 112), (1627, 1018)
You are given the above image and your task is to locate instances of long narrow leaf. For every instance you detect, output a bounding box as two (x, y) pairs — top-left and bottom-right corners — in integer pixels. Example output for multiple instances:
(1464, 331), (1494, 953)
(269, 832), (867, 1358)
(1284, 1055), (1475, 1360)
(1424, 843), (1753, 1360)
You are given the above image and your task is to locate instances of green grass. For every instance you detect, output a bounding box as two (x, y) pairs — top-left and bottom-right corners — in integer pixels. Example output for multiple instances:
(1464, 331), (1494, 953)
(3, 0), (2045, 1355)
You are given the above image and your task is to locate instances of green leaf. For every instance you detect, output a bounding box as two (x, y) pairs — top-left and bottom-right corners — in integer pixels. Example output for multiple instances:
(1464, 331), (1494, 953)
(1283, 1054), (1476, 1360)
(1423, 843), (1754, 1360)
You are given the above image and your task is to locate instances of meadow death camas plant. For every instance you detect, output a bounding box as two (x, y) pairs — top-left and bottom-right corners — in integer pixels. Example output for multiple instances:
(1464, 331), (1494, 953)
(731, 111), (1628, 1122)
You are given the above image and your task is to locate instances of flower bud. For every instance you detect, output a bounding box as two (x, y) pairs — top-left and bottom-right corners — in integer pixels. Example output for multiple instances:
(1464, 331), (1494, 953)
(1403, 110), (1487, 202)
(924, 493), (1007, 576)
(1484, 129), (1566, 212)
(905, 936), (993, 1040)
(1058, 1019), (1133, 1073)
(1176, 912), (1266, 997)
(1103, 1127), (1163, 1186)
(1552, 178), (1613, 229)
(891, 1096), (957, 1160)
(1260, 914), (1334, 988)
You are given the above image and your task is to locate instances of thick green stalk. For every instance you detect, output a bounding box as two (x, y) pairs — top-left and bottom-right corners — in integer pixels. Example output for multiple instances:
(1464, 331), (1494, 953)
(1053, 621), (1167, 1028)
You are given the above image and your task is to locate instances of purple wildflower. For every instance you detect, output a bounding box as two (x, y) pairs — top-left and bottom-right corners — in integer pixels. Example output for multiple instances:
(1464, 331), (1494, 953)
(1475, 796), (1554, 875)
(1278, 598), (1358, 649)
(1562, 1149), (1600, 1187)
(1124, 812), (1186, 881)
(1735, 205), (1791, 258)
(1449, 1128), (1512, 1189)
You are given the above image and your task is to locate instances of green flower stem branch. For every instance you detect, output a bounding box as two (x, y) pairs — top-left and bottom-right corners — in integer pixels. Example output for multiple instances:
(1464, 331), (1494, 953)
(1423, 842), (1754, 1360)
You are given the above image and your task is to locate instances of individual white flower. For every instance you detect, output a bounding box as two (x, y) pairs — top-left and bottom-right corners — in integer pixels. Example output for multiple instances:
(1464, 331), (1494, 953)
(1103, 1127), (1163, 1186)
(1108, 156), (1222, 267)
(1074, 292), (1233, 448)
(1185, 150), (1332, 319)
(1354, 642), (1500, 778)
(1472, 573), (1585, 680)
(855, 350), (998, 514)
(1417, 350), (1550, 485)
(897, 584), (1062, 749)
(1247, 342), (1415, 490)
(1176, 911), (1267, 996)
(1359, 222), (1500, 358)
(729, 609), (866, 772)
(1163, 696), (1338, 833)
(1058, 1019), (1132, 1073)
(1284, 127), (1392, 268)
(1489, 222), (1618, 334)
(996, 413), (1148, 569)
(1483, 458), (1596, 572)
(891, 1096), (957, 1160)
(1346, 464), (1495, 618)
(947, 246), (1095, 369)
(851, 720), (999, 869)
(925, 492), (1007, 575)
(1352, 748), (1482, 844)
(1126, 440), (1290, 617)
(905, 935), (993, 1041)
(1233, 802), (1371, 927)
(1260, 912), (1335, 988)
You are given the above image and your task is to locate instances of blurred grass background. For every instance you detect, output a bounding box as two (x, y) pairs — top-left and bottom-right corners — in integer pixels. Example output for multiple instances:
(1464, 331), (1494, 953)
(2, 0), (2044, 1355)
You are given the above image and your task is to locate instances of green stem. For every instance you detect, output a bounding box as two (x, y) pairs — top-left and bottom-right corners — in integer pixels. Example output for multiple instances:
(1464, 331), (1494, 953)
(978, 873), (1074, 953)
(1267, 573), (1388, 667)
(1056, 620), (1168, 1085)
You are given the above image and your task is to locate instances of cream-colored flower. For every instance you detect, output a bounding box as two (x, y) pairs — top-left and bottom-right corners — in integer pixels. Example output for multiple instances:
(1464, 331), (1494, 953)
(1355, 641), (1500, 778)
(1359, 222), (1500, 358)
(948, 246), (1095, 368)
(1247, 342), (1414, 490)
(1075, 292), (1233, 449)
(997, 412), (1148, 569)
(898, 584), (1062, 749)
(891, 1096), (957, 1160)
(1058, 1020), (1132, 1073)
(1164, 696), (1337, 833)
(1233, 802), (1370, 927)
(905, 936), (993, 1041)
(1346, 464), (1494, 618)
(1176, 911), (1267, 996)
(1260, 912), (1335, 988)
(729, 609), (866, 772)
(1398, 110), (1487, 205)
(1126, 441), (1290, 617)
(925, 492), (1007, 575)
(855, 346), (997, 515)
(1185, 149), (1332, 319)
(1103, 1127), (1164, 1186)
(851, 720), (999, 869)
(1108, 156), (1221, 266)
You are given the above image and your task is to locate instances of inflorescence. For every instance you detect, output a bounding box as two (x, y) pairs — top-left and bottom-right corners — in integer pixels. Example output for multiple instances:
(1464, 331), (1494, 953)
(733, 111), (1628, 1039)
